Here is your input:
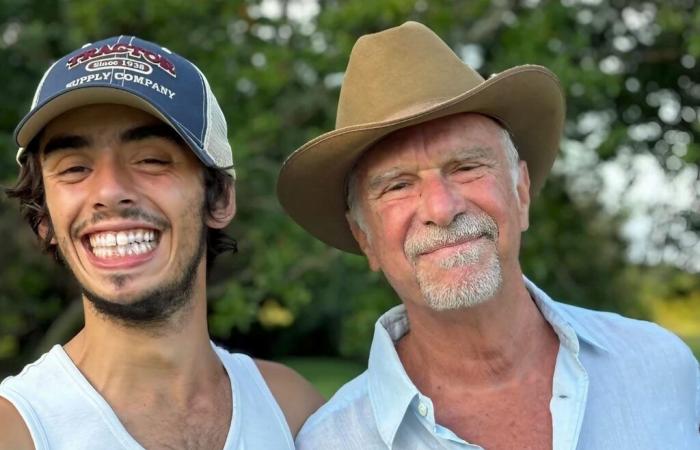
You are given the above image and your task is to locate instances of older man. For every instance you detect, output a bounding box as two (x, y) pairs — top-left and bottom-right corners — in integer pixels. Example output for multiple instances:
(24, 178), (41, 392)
(278, 22), (699, 450)
(0, 36), (323, 449)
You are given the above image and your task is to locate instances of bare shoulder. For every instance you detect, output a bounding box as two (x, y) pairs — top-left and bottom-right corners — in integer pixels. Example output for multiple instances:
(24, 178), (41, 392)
(254, 359), (326, 437)
(0, 396), (34, 450)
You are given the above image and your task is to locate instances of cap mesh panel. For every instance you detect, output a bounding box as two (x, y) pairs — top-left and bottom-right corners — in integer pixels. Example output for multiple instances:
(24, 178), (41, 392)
(196, 66), (234, 176)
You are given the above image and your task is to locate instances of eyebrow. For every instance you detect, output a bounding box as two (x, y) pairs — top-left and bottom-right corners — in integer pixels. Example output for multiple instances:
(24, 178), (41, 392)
(42, 135), (90, 159)
(449, 146), (495, 162)
(120, 124), (185, 147)
(367, 167), (406, 192)
(41, 123), (185, 160)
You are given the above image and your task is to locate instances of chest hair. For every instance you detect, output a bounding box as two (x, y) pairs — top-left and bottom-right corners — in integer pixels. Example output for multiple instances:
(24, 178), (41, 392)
(115, 384), (233, 450)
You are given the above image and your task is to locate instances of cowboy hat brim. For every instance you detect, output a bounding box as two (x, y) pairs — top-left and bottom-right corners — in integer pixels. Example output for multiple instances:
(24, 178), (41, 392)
(278, 64), (565, 254)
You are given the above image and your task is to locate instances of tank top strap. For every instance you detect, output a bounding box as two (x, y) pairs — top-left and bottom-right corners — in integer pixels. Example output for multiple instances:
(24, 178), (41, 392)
(214, 347), (295, 449)
(0, 345), (145, 450)
(0, 352), (52, 450)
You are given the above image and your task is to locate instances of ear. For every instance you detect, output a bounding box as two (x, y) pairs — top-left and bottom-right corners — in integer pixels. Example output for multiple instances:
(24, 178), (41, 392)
(346, 212), (381, 272)
(37, 217), (57, 244)
(205, 184), (236, 229)
(516, 161), (531, 232)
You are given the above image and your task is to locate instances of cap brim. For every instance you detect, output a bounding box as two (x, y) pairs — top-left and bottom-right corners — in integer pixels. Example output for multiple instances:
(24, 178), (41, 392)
(278, 65), (565, 254)
(14, 85), (216, 168)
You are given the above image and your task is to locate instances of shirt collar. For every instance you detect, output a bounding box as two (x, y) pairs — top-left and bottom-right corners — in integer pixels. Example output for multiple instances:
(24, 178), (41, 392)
(523, 276), (609, 353)
(367, 277), (609, 447)
(367, 304), (419, 447)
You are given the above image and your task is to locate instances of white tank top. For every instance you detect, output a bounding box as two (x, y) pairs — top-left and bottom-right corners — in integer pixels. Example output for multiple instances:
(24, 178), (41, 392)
(0, 344), (295, 449)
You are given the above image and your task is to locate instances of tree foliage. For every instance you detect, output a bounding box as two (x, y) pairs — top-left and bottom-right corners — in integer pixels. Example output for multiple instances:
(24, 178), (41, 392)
(1, 0), (698, 374)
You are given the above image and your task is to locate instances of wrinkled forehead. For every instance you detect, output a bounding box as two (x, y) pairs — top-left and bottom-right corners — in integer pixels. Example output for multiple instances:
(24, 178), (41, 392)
(352, 112), (506, 180)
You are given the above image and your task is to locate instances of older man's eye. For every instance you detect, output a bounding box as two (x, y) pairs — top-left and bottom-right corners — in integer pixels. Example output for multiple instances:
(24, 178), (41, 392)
(386, 182), (409, 192)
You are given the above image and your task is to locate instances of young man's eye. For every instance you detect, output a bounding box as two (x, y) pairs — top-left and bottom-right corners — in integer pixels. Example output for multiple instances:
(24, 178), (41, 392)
(136, 157), (173, 168)
(140, 158), (169, 164)
(59, 166), (89, 175)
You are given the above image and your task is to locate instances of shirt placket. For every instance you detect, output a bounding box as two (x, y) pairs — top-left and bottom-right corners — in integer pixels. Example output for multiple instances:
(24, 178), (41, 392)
(550, 334), (590, 450)
(411, 395), (484, 450)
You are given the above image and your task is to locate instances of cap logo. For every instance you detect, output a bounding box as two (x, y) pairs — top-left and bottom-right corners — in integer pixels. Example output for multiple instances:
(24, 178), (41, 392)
(85, 58), (152, 75)
(66, 43), (176, 78)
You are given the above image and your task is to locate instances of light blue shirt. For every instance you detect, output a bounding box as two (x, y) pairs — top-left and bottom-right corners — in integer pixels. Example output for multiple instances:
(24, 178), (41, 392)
(297, 278), (700, 449)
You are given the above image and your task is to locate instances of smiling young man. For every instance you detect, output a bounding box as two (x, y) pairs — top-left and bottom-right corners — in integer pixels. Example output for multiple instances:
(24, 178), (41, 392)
(278, 22), (700, 449)
(0, 36), (322, 450)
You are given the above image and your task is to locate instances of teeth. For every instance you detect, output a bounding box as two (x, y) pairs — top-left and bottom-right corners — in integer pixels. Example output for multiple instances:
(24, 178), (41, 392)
(89, 228), (159, 259)
(95, 247), (117, 258)
(89, 228), (157, 246)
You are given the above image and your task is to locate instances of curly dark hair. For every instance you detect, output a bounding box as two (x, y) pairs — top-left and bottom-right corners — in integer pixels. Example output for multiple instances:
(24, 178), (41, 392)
(5, 134), (237, 269)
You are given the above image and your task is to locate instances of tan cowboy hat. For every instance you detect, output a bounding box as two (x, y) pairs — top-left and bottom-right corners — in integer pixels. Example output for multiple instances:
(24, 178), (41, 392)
(277, 21), (565, 254)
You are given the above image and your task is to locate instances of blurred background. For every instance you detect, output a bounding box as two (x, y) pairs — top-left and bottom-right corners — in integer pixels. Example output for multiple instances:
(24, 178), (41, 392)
(0, 0), (698, 398)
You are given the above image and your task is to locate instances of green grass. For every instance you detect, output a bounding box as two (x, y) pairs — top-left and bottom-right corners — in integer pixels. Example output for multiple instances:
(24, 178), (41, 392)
(682, 335), (700, 360)
(280, 357), (366, 399)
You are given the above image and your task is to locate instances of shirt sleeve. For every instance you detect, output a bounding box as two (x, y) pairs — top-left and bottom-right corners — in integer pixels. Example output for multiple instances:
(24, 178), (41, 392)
(696, 359), (699, 435)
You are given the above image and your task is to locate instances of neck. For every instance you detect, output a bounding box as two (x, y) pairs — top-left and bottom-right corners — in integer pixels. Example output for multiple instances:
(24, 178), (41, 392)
(64, 263), (223, 403)
(397, 274), (557, 391)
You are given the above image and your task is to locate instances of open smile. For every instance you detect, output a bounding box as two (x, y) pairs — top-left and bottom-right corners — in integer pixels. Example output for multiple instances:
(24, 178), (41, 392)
(83, 228), (161, 261)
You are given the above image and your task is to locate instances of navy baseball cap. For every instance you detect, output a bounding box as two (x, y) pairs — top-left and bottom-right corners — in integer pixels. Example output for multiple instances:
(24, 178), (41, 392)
(14, 35), (235, 178)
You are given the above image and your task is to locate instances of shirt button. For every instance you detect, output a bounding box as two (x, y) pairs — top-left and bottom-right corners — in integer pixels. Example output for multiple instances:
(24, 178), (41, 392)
(417, 402), (428, 417)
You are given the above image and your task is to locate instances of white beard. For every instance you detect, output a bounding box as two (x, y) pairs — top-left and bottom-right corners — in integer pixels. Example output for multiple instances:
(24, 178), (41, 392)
(405, 213), (503, 311)
(417, 244), (502, 311)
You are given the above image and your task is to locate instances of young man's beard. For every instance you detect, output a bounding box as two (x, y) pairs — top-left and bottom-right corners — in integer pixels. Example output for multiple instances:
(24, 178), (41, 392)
(61, 218), (207, 329)
(85, 226), (206, 328)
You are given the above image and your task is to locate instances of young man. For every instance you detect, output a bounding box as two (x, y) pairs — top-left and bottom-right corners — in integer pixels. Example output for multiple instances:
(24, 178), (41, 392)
(1, 36), (323, 449)
(278, 22), (700, 449)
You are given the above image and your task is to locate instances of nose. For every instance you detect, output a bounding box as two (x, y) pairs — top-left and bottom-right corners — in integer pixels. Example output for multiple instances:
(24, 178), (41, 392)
(88, 158), (136, 211)
(417, 175), (466, 227)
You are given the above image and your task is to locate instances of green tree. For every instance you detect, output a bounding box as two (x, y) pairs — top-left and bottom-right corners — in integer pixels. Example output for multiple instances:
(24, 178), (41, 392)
(1, 0), (697, 375)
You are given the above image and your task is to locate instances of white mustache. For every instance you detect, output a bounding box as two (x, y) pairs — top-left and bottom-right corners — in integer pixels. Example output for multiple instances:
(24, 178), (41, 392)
(404, 213), (498, 261)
